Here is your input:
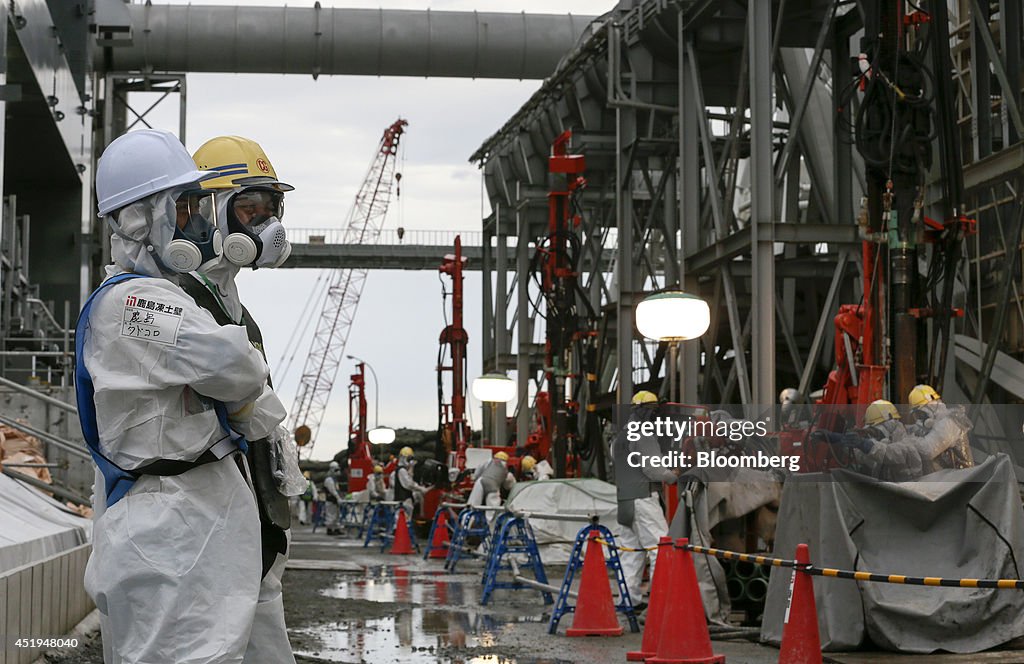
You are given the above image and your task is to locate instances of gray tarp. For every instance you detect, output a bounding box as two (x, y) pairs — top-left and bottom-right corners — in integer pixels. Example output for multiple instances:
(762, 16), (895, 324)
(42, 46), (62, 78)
(667, 471), (782, 624)
(761, 454), (1024, 653)
(0, 472), (90, 574)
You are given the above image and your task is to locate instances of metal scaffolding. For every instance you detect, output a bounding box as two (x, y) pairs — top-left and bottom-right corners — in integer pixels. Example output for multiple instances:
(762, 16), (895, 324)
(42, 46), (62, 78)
(473, 0), (1024, 471)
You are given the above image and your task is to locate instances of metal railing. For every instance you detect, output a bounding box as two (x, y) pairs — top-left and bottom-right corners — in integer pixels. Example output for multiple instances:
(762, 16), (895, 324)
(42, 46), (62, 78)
(289, 228), (483, 247)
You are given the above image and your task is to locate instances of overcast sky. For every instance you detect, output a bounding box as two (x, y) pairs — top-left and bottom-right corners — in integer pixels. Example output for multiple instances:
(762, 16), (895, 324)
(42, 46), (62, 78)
(141, 0), (612, 459)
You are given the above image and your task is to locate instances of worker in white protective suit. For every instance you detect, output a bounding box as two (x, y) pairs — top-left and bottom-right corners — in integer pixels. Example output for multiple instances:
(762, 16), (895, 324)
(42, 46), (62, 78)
(521, 455), (554, 481)
(905, 384), (974, 471)
(323, 461), (345, 534)
(186, 135), (306, 664)
(469, 451), (517, 507)
(394, 446), (433, 516)
(298, 472), (316, 525)
(367, 465), (388, 501)
(816, 396), (972, 482)
(610, 391), (677, 608)
(79, 129), (278, 664)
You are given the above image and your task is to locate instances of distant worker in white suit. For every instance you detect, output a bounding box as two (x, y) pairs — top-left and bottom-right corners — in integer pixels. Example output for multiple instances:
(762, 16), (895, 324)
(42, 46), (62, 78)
(469, 451), (517, 507)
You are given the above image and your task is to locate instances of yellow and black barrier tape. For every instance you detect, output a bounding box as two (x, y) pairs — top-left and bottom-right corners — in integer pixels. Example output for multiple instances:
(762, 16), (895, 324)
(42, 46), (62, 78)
(806, 567), (1024, 589)
(594, 538), (658, 553)
(681, 544), (799, 568)
(677, 542), (1024, 589)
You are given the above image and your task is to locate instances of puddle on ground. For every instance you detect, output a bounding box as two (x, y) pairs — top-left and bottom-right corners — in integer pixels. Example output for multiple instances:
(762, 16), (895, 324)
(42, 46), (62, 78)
(296, 565), (563, 663)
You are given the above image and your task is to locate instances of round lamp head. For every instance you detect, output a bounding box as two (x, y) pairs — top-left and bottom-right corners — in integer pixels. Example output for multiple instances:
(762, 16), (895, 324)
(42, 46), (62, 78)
(368, 426), (396, 446)
(635, 291), (710, 341)
(472, 373), (516, 403)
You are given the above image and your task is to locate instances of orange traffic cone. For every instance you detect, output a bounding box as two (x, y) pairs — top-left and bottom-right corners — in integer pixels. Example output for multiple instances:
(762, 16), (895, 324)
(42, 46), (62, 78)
(626, 536), (674, 661)
(429, 509), (450, 559)
(647, 538), (725, 664)
(778, 543), (821, 664)
(566, 531), (624, 637)
(390, 509), (416, 555)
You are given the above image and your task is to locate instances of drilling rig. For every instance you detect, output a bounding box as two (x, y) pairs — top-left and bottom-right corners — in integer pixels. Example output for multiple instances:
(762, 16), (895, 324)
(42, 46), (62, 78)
(436, 236), (471, 471)
(524, 130), (603, 478)
(346, 363), (372, 491)
(794, 0), (972, 469)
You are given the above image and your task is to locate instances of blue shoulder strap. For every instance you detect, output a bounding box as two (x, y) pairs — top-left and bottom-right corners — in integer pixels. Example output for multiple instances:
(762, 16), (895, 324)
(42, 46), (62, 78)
(75, 273), (246, 509)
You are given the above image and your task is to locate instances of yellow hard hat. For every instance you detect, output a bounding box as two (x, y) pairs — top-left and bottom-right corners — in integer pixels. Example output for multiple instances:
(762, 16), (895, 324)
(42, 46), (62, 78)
(631, 390), (658, 405)
(494, 451), (509, 461)
(303, 470), (311, 479)
(864, 400), (900, 426)
(908, 384), (940, 409)
(400, 446), (414, 457)
(373, 465), (383, 473)
(521, 455), (537, 471)
(192, 136), (294, 191)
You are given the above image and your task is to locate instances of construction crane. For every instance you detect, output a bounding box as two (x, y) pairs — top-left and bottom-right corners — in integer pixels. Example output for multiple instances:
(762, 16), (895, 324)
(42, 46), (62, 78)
(290, 118), (407, 455)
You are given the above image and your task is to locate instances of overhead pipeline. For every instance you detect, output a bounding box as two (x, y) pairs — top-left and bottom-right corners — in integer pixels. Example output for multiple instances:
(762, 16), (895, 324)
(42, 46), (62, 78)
(101, 4), (597, 80)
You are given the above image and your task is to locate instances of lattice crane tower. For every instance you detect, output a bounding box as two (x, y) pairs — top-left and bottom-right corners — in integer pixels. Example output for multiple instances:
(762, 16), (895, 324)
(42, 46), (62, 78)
(290, 119), (407, 453)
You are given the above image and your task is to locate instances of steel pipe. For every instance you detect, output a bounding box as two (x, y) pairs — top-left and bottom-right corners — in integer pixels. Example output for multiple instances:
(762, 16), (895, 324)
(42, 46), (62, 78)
(103, 5), (596, 80)
(0, 375), (78, 414)
(2, 467), (91, 506)
(0, 414), (91, 460)
(745, 576), (769, 602)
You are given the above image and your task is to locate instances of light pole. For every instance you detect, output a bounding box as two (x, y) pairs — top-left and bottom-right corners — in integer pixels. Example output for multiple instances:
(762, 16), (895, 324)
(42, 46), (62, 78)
(472, 373), (516, 446)
(635, 291), (710, 402)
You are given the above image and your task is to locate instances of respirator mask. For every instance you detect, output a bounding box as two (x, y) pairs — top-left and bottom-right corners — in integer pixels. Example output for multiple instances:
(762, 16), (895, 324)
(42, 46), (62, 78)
(164, 190), (222, 272)
(223, 188), (291, 268)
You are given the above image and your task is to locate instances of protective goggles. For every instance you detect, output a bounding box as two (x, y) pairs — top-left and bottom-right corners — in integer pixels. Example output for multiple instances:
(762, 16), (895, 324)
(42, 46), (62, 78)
(174, 191), (218, 243)
(231, 189), (285, 225)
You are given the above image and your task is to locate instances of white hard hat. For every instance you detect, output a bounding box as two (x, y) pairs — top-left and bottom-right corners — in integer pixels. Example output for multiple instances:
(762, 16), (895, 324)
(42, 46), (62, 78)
(328, 461), (340, 471)
(96, 129), (215, 216)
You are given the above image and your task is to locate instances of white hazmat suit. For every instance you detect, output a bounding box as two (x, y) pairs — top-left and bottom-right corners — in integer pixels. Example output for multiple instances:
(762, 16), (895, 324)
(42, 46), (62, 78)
(81, 167), (272, 661)
(468, 457), (516, 507)
(184, 188), (297, 664)
(610, 404), (674, 603)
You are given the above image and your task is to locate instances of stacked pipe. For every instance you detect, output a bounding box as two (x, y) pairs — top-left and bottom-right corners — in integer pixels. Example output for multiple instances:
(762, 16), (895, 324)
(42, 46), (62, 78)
(721, 558), (771, 607)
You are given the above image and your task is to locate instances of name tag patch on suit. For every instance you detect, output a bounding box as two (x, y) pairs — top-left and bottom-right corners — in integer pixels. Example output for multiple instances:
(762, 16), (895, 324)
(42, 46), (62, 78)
(120, 295), (183, 346)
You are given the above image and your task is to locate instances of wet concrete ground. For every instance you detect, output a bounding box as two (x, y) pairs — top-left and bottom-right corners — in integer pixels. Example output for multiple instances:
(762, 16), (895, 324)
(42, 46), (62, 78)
(282, 525), (780, 664)
(39, 523), (1024, 663)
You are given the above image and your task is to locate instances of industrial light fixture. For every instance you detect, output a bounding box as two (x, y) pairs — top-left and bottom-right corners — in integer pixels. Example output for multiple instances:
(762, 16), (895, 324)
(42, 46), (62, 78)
(635, 291), (710, 402)
(368, 426), (396, 446)
(635, 291), (711, 341)
(472, 373), (516, 403)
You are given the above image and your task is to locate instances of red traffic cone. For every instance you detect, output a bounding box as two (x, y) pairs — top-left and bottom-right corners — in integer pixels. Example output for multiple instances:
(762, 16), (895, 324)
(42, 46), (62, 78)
(390, 509), (416, 555)
(566, 531), (624, 637)
(648, 538), (725, 664)
(778, 543), (822, 664)
(626, 536), (673, 661)
(429, 509), (450, 559)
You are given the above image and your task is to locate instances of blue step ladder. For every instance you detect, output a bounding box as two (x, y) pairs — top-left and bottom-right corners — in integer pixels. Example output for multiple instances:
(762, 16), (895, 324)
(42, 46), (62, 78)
(362, 502), (400, 550)
(480, 512), (553, 605)
(354, 502), (376, 538)
(548, 523), (640, 635)
(423, 504), (460, 560)
(445, 508), (491, 572)
(310, 500), (325, 533)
